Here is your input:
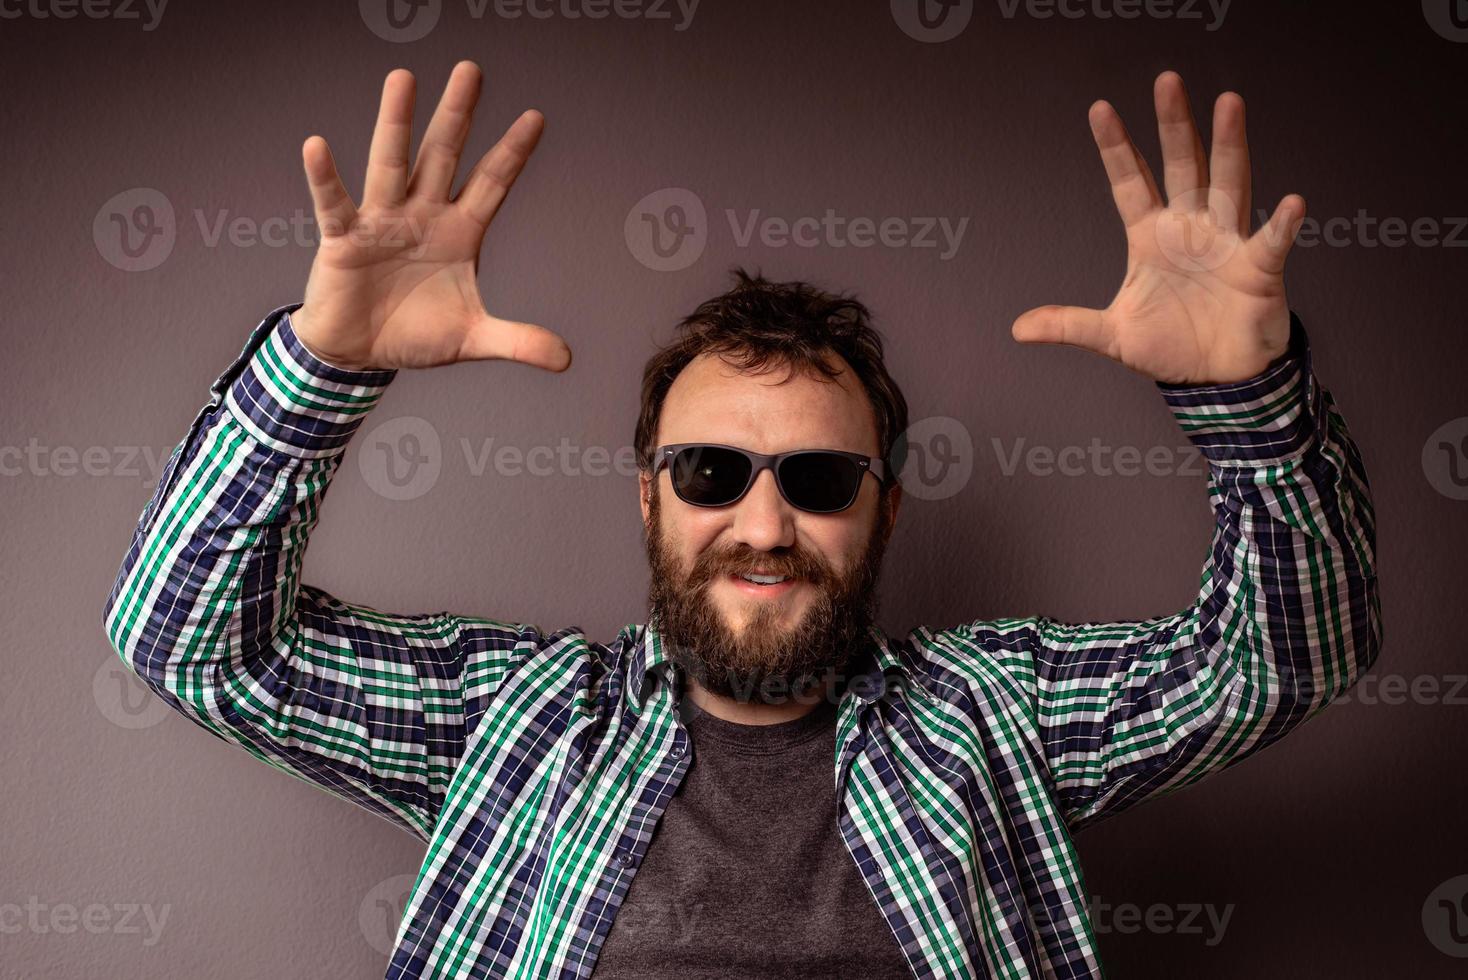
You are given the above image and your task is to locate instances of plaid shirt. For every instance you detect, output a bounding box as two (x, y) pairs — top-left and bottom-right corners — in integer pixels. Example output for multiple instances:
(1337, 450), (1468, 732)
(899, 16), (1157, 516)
(103, 304), (1381, 979)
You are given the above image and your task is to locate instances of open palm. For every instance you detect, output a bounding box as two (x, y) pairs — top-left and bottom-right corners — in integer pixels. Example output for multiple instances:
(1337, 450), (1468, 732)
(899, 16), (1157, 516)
(292, 62), (571, 374)
(1013, 71), (1306, 386)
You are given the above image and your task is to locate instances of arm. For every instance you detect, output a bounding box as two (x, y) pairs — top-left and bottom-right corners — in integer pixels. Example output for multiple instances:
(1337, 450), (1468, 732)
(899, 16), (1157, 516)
(994, 72), (1381, 829)
(102, 62), (574, 841)
(994, 311), (1379, 830)
(102, 305), (548, 840)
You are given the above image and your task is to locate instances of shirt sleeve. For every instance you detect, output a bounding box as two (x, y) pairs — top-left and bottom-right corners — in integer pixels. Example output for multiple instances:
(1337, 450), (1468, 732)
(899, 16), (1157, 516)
(102, 303), (547, 842)
(960, 311), (1382, 832)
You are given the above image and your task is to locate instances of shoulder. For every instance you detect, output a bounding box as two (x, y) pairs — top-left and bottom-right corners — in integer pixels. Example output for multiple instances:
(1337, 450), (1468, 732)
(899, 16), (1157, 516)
(904, 618), (1045, 708)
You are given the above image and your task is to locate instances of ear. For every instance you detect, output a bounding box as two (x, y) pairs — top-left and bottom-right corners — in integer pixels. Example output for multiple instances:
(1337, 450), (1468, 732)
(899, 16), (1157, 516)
(639, 470), (654, 530)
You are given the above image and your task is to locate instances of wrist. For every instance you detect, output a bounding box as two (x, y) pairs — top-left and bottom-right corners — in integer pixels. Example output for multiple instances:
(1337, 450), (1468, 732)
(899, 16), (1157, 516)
(1157, 311), (1325, 468)
(290, 305), (379, 373)
(218, 305), (397, 460)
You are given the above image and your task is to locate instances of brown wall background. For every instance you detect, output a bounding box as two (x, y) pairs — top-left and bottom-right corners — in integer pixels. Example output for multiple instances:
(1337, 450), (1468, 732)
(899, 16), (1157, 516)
(3, 0), (1464, 975)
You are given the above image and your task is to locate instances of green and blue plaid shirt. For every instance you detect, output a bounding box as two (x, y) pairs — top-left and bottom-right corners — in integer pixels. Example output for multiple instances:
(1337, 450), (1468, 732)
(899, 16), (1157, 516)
(103, 304), (1381, 979)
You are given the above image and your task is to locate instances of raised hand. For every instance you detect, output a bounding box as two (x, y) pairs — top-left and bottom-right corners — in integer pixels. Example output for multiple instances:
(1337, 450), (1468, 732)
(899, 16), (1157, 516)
(1011, 71), (1306, 386)
(291, 61), (571, 374)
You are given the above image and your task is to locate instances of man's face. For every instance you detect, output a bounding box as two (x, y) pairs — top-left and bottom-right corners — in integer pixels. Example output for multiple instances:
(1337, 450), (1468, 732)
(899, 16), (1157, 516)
(639, 350), (901, 704)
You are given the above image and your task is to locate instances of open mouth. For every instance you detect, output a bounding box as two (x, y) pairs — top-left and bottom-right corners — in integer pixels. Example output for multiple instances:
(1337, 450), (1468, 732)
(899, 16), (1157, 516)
(726, 571), (799, 597)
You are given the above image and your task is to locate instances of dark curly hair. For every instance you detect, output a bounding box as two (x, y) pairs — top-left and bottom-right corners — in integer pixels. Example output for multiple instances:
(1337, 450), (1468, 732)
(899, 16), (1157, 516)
(635, 268), (909, 489)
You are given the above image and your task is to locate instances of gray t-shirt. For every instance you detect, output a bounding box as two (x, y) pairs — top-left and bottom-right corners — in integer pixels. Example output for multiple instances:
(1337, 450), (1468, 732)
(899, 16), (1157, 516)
(591, 687), (913, 979)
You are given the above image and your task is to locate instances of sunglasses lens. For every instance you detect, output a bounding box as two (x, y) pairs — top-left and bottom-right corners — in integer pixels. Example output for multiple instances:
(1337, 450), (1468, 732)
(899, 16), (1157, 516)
(778, 452), (864, 513)
(671, 446), (753, 506)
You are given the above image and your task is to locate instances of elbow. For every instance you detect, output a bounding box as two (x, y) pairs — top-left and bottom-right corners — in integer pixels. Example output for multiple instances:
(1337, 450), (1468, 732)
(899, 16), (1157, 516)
(1353, 573), (1385, 683)
(101, 577), (133, 663)
(101, 571), (167, 692)
(1309, 571), (1384, 709)
(1264, 569), (1382, 716)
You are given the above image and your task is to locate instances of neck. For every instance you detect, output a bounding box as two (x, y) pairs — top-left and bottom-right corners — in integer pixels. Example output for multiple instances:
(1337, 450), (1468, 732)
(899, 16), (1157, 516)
(682, 669), (839, 725)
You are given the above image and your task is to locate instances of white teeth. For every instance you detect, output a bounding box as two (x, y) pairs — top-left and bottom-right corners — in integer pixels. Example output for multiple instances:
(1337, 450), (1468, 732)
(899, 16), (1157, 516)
(740, 573), (790, 585)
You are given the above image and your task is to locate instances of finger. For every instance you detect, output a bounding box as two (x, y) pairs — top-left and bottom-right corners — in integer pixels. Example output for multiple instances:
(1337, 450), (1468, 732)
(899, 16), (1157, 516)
(1011, 305), (1112, 356)
(1245, 194), (1306, 275)
(457, 109), (545, 228)
(362, 69), (416, 207)
(1154, 70), (1209, 207)
(460, 314), (573, 372)
(407, 60), (483, 202)
(1089, 100), (1164, 230)
(1208, 91), (1251, 234)
(302, 135), (357, 238)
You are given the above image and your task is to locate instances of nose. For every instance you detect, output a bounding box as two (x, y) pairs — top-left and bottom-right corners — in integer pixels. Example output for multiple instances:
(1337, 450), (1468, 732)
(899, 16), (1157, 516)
(729, 468), (796, 553)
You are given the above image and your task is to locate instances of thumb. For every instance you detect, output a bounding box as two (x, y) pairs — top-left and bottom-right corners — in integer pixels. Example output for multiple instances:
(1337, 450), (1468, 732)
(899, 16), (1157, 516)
(1244, 193), (1306, 276)
(1011, 304), (1111, 354)
(460, 315), (573, 372)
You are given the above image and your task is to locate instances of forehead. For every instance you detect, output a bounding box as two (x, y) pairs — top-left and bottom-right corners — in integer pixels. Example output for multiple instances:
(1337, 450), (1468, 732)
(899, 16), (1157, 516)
(657, 350), (879, 456)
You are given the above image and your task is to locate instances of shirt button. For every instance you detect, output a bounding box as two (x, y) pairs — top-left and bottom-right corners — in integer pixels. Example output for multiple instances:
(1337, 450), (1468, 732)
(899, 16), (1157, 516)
(669, 742), (686, 760)
(614, 850), (633, 868)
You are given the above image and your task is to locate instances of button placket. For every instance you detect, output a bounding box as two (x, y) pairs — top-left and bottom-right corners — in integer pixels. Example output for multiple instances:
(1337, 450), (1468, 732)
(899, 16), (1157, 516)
(609, 731), (691, 878)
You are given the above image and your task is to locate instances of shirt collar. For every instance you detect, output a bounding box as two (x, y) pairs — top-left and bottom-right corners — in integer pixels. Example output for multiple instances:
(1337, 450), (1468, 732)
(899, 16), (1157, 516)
(625, 619), (928, 711)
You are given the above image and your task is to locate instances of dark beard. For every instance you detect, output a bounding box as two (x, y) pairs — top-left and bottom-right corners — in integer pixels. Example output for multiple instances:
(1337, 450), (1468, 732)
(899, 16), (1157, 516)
(643, 482), (892, 705)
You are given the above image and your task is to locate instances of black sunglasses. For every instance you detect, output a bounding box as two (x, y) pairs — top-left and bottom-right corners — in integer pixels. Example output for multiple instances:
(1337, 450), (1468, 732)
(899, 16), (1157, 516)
(652, 443), (887, 514)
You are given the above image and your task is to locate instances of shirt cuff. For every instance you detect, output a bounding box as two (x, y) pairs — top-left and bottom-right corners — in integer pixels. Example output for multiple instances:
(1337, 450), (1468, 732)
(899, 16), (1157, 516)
(1156, 311), (1327, 468)
(217, 303), (397, 459)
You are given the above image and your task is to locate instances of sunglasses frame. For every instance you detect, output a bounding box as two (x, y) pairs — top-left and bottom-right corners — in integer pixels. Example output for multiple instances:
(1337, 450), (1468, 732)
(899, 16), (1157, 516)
(651, 442), (888, 514)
